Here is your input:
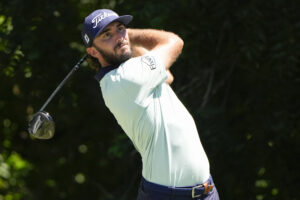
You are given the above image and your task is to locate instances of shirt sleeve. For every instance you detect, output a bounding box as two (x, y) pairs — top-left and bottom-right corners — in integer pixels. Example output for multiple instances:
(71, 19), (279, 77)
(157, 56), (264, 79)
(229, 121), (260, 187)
(117, 52), (168, 104)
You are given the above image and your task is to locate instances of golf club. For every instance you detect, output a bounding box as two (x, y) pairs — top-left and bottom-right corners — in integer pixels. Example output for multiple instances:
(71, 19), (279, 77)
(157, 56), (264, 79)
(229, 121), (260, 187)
(28, 54), (87, 139)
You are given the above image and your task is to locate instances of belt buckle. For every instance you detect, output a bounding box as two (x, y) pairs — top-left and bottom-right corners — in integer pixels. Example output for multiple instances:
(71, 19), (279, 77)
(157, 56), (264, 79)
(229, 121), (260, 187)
(192, 184), (203, 198)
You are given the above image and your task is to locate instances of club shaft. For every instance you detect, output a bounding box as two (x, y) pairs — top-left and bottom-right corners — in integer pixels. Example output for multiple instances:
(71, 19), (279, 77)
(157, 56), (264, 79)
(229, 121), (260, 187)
(39, 55), (87, 111)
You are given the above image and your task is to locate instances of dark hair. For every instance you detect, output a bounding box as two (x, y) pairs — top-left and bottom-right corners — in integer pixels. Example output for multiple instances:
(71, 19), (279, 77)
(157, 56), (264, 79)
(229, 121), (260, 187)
(86, 55), (101, 70)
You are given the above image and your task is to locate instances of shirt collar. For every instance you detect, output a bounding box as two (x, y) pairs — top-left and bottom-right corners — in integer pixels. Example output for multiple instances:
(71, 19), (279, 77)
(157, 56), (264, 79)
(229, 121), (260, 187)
(94, 65), (118, 82)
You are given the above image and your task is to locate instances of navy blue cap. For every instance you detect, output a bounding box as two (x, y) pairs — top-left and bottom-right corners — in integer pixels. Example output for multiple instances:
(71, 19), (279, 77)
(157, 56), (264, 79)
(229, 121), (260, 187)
(81, 9), (133, 47)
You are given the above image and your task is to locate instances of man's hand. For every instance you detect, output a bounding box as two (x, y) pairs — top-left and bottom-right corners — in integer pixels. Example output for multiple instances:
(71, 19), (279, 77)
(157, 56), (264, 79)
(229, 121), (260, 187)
(165, 70), (174, 85)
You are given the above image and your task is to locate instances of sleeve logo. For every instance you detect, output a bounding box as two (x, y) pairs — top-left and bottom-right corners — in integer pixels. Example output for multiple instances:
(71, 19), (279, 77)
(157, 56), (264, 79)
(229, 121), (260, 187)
(141, 56), (156, 70)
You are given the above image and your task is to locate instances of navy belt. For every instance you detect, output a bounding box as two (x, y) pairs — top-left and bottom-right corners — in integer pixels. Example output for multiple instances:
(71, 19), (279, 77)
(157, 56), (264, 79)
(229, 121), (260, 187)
(141, 176), (214, 198)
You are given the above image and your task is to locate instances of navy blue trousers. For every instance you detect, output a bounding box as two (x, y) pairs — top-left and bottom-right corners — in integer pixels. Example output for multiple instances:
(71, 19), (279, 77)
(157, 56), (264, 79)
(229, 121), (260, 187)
(137, 176), (220, 200)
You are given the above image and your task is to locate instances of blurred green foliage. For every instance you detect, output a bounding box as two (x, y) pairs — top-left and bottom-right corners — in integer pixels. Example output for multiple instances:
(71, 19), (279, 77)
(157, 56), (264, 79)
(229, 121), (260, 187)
(0, 152), (32, 200)
(0, 0), (299, 199)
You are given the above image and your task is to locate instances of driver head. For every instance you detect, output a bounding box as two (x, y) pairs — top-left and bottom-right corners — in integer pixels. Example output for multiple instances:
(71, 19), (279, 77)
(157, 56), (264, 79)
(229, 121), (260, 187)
(28, 111), (55, 139)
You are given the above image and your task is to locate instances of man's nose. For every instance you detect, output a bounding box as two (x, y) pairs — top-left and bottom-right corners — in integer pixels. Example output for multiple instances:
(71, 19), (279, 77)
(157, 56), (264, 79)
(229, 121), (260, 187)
(114, 30), (125, 43)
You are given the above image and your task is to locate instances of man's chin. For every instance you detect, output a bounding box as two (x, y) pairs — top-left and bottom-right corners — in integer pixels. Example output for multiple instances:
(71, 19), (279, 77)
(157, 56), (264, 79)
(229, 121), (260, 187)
(119, 52), (132, 62)
(118, 49), (133, 61)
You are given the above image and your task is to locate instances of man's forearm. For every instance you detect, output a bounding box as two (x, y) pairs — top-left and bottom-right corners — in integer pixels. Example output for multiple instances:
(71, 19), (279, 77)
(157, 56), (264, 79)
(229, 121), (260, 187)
(128, 29), (163, 50)
(128, 28), (182, 52)
(127, 28), (184, 70)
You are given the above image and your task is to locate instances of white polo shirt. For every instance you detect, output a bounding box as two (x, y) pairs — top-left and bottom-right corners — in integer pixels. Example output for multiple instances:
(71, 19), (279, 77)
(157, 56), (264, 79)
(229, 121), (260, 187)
(97, 52), (210, 187)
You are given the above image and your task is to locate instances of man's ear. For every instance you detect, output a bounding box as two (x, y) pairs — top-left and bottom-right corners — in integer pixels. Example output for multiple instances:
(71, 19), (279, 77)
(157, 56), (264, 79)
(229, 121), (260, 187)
(86, 47), (98, 58)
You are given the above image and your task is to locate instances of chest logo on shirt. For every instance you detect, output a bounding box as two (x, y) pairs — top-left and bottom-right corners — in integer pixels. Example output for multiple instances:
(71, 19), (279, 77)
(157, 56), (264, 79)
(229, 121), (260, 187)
(141, 56), (156, 70)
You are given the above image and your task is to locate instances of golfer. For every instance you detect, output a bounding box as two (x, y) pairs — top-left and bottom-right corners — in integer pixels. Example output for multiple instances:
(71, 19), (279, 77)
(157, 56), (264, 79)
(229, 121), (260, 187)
(81, 9), (220, 200)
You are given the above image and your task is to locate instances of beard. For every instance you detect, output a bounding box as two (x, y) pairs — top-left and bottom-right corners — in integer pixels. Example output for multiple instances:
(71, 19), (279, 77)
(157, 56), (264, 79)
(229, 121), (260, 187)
(93, 43), (132, 66)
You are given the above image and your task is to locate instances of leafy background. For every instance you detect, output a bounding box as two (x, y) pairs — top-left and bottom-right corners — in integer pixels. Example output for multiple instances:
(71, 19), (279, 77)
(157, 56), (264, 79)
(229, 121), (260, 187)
(0, 0), (299, 199)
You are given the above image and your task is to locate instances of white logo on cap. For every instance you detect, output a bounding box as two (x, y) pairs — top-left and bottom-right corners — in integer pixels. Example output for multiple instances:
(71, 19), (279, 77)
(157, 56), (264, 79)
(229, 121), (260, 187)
(84, 34), (89, 44)
(92, 12), (118, 28)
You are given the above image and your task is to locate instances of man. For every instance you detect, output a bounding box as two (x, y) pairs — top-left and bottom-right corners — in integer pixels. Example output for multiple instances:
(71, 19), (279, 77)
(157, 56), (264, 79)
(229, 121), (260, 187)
(81, 9), (220, 200)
